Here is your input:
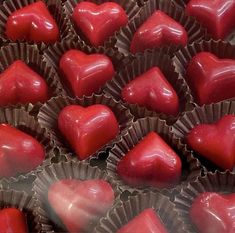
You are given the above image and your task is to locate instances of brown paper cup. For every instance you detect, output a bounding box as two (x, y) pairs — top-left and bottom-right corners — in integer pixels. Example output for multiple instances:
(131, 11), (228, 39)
(94, 191), (187, 233)
(104, 49), (194, 123)
(172, 0), (189, 8)
(106, 117), (202, 194)
(172, 100), (235, 172)
(109, 0), (207, 56)
(64, 0), (140, 47)
(173, 39), (235, 106)
(43, 39), (129, 97)
(174, 170), (235, 232)
(0, 189), (37, 232)
(0, 0), (72, 49)
(0, 107), (55, 184)
(0, 43), (66, 114)
(37, 94), (134, 161)
(32, 160), (121, 233)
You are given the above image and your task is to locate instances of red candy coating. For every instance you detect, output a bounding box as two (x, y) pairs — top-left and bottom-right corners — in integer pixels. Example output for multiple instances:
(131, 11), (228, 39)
(48, 179), (114, 233)
(72, 2), (128, 46)
(117, 132), (182, 188)
(6, 1), (59, 43)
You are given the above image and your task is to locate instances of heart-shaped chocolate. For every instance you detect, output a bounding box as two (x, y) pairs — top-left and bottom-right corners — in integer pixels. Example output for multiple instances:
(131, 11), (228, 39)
(0, 60), (49, 106)
(0, 208), (28, 233)
(117, 208), (168, 233)
(121, 67), (179, 116)
(190, 192), (235, 233)
(117, 131), (182, 188)
(0, 124), (45, 177)
(130, 10), (188, 53)
(72, 2), (128, 46)
(59, 50), (115, 97)
(6, 1), (59, 43)
(58, 104), (119, 160)
(186, 52), (235, 105)
(186, 0), (235, 39)
(187, 114), (235, 170)
(48, 179), (114, 233)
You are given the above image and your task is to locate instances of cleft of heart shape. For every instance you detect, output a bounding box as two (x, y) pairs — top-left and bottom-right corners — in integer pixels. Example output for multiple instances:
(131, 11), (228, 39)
(187, 114), (235, 170)
(186, 52), (235, 105)
(130, 10), (188, 54)
(117, 208), (168, 233)
(190, 192), (235, 233)
(48, 179), (114, 233)
(117, 131), (182, 188)
(72, 2), (128, 47)
(186, 0), (235, 39)
(0, 124), (45, 177)
(0, 60), (49, 106)
(0, 208), (28, 233)
(121, 67), (179, 116)
(59, 49), (115, 98)
(6, 1), (59, 43)
(58, 104), (119, 160)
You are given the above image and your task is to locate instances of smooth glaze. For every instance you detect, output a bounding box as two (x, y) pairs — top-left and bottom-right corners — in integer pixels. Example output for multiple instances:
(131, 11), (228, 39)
(72, 2), (128, 46)
(187, 115), (235, 170)
(130, 10), (188, 54)
(0, 124), (45, 177)
(0, 60), (49, 106)
(58, 105), (119, 160)
(6, 1), (59, 43)
(117, 132), (182, 188)
(186, 52), (235, 105)
(186, 0), (235, 39)
(190, 192), (235, 233)
(59, 50), (115, 98)
(117, 208), (168, 233)
(121, 67), (179, 116)
(0, 208), (28, 233)
(48, 179), (114, 233)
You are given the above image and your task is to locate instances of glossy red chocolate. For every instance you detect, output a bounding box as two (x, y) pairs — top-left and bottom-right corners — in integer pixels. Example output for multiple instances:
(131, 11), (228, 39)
(0, 124), (45, 177)
(117, 208), (168, 233)
(59, 50), (115, 97)
(0, 208), (28, 233)
(187, 115), (235, 170)
(117, 132), (182, 188)
(0, 60), (49, 106)
(186, 0), (235, 39)
(121, 67), (179, 116)
(48, 179), (114, 233)
(58, 105), (119, 160)
(72, 2), (128, 46)
(6, 1), (59, 43)
(130, 10), (188, 54)
(190, 192), (235, 233)
(186, 52), (235, 105)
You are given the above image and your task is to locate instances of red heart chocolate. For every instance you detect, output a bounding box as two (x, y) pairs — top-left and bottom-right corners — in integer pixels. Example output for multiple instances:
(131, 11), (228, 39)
(117, 131), (182, 188)
(187, 114), (235, 170)
(117, 208), (168, 233)
(190, 192), (235, 233)
(48, 179), (114, 233)
(186, 0), (235, 39)
(0, 124), (45, 177)
(0, 208), (28, 233)
(6, 1), (59, 43)
(130, 10), (188, 54)
(58, 104), (119, 160)
(59, 50), (115, 97)
(0, 60), (49, 106)
(121, 67), (179, 116)
(72, 2), (128, 47)
(186, 52), (235, 105)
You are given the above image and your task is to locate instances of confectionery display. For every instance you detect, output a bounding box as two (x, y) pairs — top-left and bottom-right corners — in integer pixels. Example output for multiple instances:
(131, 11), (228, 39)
(0, 0), (235, 232)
